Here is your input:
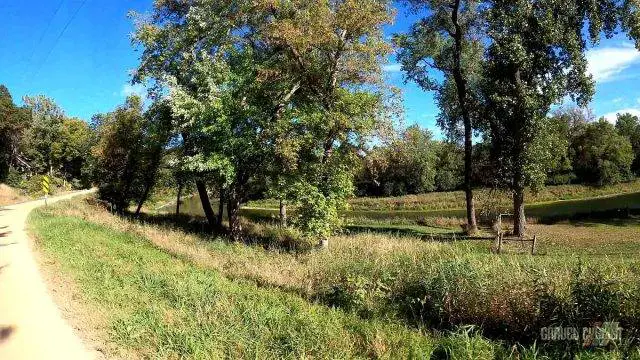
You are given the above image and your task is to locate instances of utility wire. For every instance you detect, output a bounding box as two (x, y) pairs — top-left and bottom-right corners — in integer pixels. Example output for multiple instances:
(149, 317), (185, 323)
(29, 0), (88, 82)
(26, 0), (66, 69)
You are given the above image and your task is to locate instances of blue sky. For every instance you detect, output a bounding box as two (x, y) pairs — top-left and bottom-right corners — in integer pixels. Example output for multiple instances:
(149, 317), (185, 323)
(1, 1), (640, 135)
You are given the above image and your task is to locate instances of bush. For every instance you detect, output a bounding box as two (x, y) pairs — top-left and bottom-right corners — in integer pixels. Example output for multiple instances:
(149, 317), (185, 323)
(241, 220), (315, 252)
(21, 174), (64, 197)
(5, 168), (24, 188)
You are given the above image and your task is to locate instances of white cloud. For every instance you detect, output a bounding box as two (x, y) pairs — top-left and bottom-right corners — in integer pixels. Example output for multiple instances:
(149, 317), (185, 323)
(383, 63), (402, 73)
(602, 108), (640, 123)
(586, 46), (640, 82)
(121, 83), (145, 97)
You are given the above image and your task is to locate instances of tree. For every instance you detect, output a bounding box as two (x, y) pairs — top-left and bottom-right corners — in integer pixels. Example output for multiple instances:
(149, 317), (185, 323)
(133, 0), (395, 242)
(615, 112), (640, 175)
(92, 96), (147, 212)
(355, 125), (438, 196)
(248, 0), (395, 242)
(435, 141), (464, 191)
(54, 118), (95, 187)
(23, 96), (65, 175)
(395, 0), (485, 233)
(133, 100), (175, 215)
(544, 106), (596, 185)
(482, 0), (637, 236)
(572, 118), (634, 185)
(0, 85), (29, 180)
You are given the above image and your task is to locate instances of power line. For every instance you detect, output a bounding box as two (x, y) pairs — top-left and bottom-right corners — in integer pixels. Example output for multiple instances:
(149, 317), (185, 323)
(26, 0), (66, 68)
(29, 0), (88, 82)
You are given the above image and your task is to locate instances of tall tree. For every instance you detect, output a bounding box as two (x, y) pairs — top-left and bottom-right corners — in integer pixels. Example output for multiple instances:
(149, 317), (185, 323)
(615, 112), (640, 175)
(573, 118), (634, 185)
(92, 96), (147, 212)
(54, 118), (95, 186)
(482, 0), (639, 236)
(261, 0), (395, 242)
(395, 0), (485, 233)
(23, 96), (65, 175)
(0, 85), (29, 180)
(133, 0), (394, 241)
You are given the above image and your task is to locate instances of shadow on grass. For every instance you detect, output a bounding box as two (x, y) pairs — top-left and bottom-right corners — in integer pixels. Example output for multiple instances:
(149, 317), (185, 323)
(124, 210), (313, 253)
(538, 207), (640, 227)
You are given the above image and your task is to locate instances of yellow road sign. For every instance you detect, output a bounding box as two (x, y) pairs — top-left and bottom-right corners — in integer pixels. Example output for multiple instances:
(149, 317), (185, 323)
(42, 176), (50, 195)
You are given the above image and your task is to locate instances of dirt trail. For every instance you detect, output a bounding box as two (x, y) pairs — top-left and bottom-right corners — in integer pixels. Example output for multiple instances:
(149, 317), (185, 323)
(0, 191), (98, 360)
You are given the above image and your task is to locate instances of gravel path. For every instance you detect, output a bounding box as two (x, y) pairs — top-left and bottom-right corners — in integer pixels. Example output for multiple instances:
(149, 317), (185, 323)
(0, 191), (98, 360)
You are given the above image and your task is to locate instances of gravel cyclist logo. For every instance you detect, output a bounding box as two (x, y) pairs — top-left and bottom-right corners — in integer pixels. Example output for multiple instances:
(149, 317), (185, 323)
(540, 322), (623, 347)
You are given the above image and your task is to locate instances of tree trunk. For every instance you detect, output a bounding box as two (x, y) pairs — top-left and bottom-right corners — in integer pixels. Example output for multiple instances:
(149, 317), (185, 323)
(227, 192), (242, 242)
(463, 125), (478, 234)
(513, 187), (526, 237)
(279, 199), (287, 228)
(175, 183), (183, 215)
(450, 0), (478, 234)
(217, 186), (225, 228)
(196, 180), (216, 232)
(134, 182), (152, 216)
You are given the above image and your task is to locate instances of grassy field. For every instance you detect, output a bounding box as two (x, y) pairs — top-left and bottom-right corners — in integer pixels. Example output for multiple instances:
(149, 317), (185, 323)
(29, 198), (640, 358)
(348, 180), (640, 211)
(233, 185), (640, 229)
(242, 179), (640, 213)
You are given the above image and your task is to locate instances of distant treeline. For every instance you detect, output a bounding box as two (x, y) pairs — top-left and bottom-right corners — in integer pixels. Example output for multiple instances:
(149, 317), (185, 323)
(355, 107), (639, 197)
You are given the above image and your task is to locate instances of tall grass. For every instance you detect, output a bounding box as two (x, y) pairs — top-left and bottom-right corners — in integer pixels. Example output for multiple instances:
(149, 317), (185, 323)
(30, 198), (640, 358)
(30, 208), (438, 358)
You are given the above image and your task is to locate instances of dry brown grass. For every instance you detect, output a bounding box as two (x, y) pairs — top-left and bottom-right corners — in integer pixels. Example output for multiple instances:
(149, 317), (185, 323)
(0, 184), (27, 206)
(49, 197), (453, 298)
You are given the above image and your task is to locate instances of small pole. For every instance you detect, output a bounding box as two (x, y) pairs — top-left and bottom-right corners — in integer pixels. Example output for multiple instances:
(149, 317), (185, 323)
(44, 194), (48, 207)
(531, 235), (537, 255)
(497, 232), (503, 254)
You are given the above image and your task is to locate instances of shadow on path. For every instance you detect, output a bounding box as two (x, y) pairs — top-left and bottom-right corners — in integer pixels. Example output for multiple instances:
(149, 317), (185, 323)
(0, 326), (14, 345)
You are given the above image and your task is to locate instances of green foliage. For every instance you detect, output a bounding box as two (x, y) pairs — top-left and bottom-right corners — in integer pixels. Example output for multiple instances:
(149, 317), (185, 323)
(289, 182), (344, 239)
(571, 119), (634, 186)
(0, 85), (29, 180)
(358, 125), (439, 196)
(92, 96), (147, 211)
(55, 118), (95, 187)
(133, 0), (395, 238)
(22, 95), (66, 174)
(481, 0), (639, 234)
(435, 142), (465, 191)
(616, 112), (640, 176)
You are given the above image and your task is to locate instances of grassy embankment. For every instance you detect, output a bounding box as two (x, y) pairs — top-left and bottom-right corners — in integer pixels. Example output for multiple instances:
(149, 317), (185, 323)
(29, 198), (640, 358)
(239, 181), (640, 232)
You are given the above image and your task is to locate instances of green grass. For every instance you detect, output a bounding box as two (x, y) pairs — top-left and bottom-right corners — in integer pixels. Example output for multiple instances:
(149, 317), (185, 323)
(344, 180), (640, 212)
(27, 203), (445, 359)
(29, 199), (640, 358)
(240, 180), (640, 222)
